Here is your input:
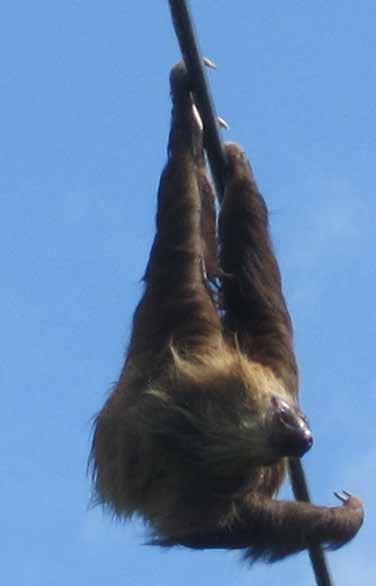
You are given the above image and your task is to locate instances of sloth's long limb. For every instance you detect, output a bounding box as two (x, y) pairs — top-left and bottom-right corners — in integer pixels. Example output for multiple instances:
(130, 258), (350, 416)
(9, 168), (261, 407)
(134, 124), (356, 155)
(127, 66), (221, 366)
(157, 493), (364, 562)
(219, 143), (298, 394)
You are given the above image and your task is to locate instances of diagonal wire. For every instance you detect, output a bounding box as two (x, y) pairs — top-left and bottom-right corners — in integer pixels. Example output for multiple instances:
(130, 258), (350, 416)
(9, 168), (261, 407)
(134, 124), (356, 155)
(289, 458), (333, 586)
(167, 1), (334, 585)
(168, 0), (226, 198)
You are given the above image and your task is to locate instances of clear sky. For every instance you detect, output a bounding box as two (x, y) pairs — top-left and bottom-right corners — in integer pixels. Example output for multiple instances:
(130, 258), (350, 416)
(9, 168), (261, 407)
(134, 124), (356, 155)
(1, 1), (375, 585)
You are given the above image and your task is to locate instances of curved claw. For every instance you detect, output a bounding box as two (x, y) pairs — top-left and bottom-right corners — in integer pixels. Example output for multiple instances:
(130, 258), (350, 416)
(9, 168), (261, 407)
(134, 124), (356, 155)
(334, 491), (346, 503)
(218, 116), (230, 130)
(334, 490), (351, 504)
(192, 103), (203, 131)
(203, 57), (217, 70)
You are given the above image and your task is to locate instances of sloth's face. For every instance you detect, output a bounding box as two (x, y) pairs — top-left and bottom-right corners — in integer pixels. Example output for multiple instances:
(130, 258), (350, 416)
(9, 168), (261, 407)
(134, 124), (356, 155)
(232, 392), (313, 468)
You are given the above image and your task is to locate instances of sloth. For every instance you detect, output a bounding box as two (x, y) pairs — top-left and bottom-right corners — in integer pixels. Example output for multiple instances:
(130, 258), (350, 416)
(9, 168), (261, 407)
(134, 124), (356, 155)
(90, 63), (364, 562)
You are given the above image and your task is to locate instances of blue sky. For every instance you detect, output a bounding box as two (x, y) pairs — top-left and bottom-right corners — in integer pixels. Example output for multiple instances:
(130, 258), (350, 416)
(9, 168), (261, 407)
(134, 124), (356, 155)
(1, 1), (375, 584)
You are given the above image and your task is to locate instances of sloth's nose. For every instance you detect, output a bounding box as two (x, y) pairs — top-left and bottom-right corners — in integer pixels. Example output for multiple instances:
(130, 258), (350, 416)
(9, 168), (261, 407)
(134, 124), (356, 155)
(270, 396), (313, 457)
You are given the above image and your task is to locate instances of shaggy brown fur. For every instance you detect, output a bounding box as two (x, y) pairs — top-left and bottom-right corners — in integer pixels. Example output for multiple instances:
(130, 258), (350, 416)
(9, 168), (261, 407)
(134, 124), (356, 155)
(90, 63), (364, 562)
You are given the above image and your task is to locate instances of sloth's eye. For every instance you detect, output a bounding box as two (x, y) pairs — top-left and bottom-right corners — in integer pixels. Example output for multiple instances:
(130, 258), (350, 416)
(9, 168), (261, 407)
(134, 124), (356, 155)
(271, 395), (290, 413)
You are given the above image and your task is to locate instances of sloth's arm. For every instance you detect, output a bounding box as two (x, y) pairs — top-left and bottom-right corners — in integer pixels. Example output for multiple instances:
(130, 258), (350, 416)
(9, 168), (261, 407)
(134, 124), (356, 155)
(156, 493), (364, 562)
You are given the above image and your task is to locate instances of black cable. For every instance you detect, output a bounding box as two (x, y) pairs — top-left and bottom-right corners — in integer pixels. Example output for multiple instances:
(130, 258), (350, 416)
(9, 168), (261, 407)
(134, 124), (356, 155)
(167, 1), (334, 585)
(289, 458), (334, 586)
(168, 0), (226, 197)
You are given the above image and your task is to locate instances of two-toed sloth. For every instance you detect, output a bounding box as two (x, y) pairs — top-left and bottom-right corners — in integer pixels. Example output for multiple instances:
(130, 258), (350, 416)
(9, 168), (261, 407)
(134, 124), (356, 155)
(90, 63), (364, 562)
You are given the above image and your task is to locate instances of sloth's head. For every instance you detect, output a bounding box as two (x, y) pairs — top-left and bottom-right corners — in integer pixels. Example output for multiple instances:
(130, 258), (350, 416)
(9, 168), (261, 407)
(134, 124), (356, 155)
(168, 343), (313, 471)
(236, 359), (313, 464)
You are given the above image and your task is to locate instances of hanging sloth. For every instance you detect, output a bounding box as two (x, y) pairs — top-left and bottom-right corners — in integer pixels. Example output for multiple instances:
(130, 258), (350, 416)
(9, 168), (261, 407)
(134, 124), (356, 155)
(90, 63), (364, 562)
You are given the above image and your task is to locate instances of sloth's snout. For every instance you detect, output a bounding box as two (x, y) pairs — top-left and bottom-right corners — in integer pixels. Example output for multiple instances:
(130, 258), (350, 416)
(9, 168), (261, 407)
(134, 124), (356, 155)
(269, 396), (313, 458)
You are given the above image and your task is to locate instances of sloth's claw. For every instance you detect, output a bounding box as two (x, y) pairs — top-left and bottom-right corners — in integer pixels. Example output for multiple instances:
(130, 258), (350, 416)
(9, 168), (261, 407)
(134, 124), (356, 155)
(334, 490), (355, 504)
(203, 57), (217, 70)
(334, 491), (348, 504)
(192, 103), (203, 131)
(218, 116), (229, 130)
